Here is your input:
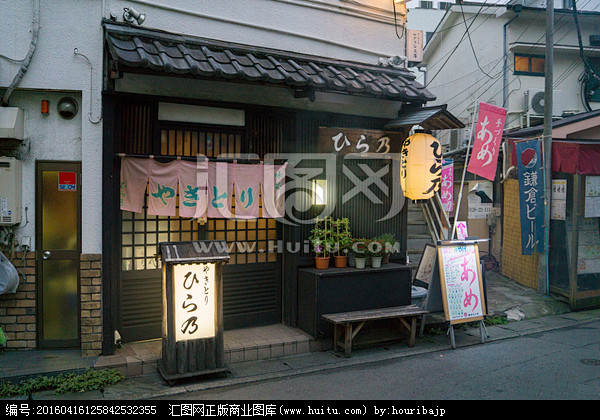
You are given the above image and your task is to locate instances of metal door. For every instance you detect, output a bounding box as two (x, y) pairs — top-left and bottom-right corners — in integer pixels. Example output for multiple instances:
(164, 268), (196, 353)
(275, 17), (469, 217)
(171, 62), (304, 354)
(35, 161), (81, 348)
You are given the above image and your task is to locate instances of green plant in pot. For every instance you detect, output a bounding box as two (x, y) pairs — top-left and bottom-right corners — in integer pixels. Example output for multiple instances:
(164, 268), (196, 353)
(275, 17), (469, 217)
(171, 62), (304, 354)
(332, 218), (352, 268)
(309, 218), (332, 269)
(376, 233), (399, 264)
(368, 238), (385, 268)
(352, 238), (368, 269)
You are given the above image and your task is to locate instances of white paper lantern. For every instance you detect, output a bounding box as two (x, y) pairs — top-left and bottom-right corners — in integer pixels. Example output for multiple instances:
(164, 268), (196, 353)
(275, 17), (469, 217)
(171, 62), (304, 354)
(400, 133), (442, 200)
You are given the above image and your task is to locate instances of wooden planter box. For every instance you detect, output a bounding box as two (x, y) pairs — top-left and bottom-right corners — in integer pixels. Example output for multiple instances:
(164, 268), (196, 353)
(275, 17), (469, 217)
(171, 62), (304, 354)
(297, 263), (412, 337)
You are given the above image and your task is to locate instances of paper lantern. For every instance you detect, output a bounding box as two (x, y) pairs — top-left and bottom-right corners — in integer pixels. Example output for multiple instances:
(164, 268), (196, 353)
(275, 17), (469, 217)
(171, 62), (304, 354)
(400, 132), (442, 200)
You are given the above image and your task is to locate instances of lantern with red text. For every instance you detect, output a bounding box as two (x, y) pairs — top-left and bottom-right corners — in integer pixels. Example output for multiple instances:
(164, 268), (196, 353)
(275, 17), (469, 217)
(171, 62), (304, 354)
(400, 133), (442, 200)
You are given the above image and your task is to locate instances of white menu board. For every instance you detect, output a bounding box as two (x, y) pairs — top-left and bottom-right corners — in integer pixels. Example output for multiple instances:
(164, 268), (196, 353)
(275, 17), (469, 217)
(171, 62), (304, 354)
(437, 243), (486, 324)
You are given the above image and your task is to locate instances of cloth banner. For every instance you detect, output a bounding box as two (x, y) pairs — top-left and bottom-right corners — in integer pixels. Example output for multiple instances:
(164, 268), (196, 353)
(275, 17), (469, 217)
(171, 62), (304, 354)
(467, 102), (507, 181)
(515, 138), (545, 255)
(207, 161), (233, 218)
(120, 157), (149, 213)
(178, 159), (208, 218)
(233, 163), (262, 219)
(148, 159), (179, 216)
(262, 163), (287, 218)
(441, 159), (454, 212)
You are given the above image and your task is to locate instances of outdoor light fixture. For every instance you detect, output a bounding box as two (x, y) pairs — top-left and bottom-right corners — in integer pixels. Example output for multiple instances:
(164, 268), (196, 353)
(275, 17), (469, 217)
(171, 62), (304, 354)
(312, 179), (327, 206)
(400, 132), (442, 200)
(41, 100), (49, 115)
(123, 7), (145, 25)
(158, 241), (229, 384)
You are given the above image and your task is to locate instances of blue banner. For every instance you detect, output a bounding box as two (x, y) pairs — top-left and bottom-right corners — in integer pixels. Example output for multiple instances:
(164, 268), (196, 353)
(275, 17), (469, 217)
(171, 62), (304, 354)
(515, 139), (545, 255)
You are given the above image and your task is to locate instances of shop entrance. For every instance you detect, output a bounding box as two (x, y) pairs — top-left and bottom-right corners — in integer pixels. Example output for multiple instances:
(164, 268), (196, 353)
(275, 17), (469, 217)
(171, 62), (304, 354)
(35, 161), (81, 348)
(119, 121), (281, 343)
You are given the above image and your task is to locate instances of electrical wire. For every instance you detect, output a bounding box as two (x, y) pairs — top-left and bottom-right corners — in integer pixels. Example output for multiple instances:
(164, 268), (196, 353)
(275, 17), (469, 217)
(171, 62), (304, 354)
(459, 1), (494, 79)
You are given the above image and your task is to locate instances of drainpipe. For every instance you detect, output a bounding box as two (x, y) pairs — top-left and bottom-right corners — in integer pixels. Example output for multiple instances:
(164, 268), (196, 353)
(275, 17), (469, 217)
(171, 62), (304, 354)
(1, 0), (40, 107)
(502, 6), (521, 108)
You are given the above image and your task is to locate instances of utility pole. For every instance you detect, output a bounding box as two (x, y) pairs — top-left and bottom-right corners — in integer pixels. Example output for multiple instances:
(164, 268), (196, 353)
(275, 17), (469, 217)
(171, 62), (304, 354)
(540, 0), (554, 295)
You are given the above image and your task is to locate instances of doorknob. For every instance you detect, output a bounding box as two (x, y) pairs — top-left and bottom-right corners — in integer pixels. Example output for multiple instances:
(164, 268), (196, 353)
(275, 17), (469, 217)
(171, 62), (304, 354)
(43, 251), (51, 260)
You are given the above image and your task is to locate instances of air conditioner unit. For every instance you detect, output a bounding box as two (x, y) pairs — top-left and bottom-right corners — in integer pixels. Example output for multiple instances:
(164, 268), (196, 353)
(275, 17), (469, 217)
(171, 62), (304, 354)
(0, 157), (22, 225)
(524, 89), (563, 117)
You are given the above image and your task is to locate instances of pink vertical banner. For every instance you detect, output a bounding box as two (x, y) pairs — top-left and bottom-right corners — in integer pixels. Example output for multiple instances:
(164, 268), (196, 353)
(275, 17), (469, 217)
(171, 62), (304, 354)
(233, 163), (261, 219)
(262, 163), (287, 218)
(441, 159), (453, 213)
(207, 161), (233, 218)
(148, 159), (179, 216)
(120, 157), (149, 213)
(467, 102), (507, 181)
(178, 159), (208, 218)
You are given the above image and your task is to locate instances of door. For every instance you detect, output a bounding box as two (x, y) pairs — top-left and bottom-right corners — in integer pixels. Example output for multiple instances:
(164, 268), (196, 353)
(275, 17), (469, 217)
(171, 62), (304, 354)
(36, 161), (81, 348)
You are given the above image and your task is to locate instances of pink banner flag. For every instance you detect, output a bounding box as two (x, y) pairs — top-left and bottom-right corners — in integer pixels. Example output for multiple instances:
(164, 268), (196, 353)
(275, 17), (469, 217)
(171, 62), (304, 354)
(207, 161), (233, 218)
(233, 163), (261, 219)
(262, 163), (286, 219)
(148, 159), (179, 216)
(441, 159), (453, 212)
(467, 102), (507, 181)
(120, 157), (149, 213)
(178, 159), (208, 219)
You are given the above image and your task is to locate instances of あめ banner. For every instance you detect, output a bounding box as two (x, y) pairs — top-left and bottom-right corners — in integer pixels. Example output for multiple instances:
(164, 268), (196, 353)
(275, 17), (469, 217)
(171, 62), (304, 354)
(467, 102), (507, 181)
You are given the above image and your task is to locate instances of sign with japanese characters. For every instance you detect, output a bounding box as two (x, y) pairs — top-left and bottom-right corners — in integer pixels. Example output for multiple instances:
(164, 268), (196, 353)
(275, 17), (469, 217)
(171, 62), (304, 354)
(516, 138), (545, 255)
(467, 102), (507, 181)
(407, 30), (423, 63)
(551, 179), (567, 221)
(437, 243), (486, 324)
(441, 159), (453, 212)
(318, 127), (403, 156)
(173, 263), (216, 341)
(58, 172), (77, 191)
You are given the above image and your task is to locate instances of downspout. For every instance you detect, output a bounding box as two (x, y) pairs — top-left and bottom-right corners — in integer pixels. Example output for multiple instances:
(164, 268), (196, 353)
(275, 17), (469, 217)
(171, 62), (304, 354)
(502, 6), (520, 108)
(1, 0), (40, 107)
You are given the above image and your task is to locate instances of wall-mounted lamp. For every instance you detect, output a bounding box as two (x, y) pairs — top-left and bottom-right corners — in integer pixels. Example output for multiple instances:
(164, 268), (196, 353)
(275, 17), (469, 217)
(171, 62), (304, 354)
(123, 7), (145, 25)
(41, 100), (49, 115)
(312, 179), (327, 206)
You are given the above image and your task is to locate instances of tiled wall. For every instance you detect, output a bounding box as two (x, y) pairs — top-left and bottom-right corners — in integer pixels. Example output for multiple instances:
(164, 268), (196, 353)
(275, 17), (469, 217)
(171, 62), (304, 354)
(0, 252), (36, 349)
(80, 254), (103, 357)
(501, 179), (539, 289)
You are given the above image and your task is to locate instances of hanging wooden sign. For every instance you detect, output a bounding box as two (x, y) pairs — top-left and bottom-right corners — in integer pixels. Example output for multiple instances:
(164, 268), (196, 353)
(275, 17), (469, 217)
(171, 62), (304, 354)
(318, 127), (404, 156)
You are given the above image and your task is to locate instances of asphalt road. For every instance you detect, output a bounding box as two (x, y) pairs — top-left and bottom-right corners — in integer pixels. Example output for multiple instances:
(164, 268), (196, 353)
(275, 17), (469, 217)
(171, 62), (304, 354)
(169, 320), (600, 400)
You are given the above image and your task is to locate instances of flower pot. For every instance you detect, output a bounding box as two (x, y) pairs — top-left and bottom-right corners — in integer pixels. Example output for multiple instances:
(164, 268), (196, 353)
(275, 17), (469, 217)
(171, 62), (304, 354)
(333, 255), (348, 268)
(371, 256), (382, 268)
(315, 256), (330, 270)
(348, 253), (356, 267)
(355, 256), (367, 269)
(382, 253), (390, 264)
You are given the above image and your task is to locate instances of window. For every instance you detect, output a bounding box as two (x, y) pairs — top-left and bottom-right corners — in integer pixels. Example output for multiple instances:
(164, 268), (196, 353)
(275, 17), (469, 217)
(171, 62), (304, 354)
(419, 1), (433, 9)
(514, 53), (545, 76)
(588, 58), (600, 103)
(439, 2), (452, 10)
(563, 0), (574, 9)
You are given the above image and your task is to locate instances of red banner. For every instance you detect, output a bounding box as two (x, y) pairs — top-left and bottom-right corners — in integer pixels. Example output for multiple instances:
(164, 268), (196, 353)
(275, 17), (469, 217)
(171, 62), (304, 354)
(467, 102), (507, 181)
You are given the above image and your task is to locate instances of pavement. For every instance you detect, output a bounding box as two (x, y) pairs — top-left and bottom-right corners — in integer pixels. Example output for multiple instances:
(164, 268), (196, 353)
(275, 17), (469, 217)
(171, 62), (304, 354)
(2, 270), (599, 400)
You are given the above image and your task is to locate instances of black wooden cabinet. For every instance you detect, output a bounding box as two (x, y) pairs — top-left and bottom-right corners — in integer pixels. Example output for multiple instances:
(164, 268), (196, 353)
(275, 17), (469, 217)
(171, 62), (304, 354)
(297, 263), (412, 337)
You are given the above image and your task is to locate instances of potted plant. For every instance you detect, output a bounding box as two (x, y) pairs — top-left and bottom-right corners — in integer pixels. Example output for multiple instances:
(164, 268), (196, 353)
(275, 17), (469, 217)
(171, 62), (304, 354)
(377, 233), (399, 264)
(309, 218), (332, 269)
(352, 238), (368, 269)
(332, 218), (352, 268)
(368, 238), (385, 268)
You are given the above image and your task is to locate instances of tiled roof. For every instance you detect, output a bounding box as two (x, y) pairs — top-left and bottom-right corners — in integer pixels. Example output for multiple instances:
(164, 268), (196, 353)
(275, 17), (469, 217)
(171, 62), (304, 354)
(104, 22), (436, 103)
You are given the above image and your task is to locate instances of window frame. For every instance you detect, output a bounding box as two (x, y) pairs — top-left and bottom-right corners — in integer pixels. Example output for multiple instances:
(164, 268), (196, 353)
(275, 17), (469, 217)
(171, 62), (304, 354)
(514, 53), (546, 77)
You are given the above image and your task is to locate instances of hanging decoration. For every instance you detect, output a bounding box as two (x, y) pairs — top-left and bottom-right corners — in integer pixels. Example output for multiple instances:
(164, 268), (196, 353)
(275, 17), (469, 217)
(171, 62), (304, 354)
(467, 102), (507, 181)
(120, 157), (149, 213)
(178, 159), (208, 219)
(400, 133), (442, 200)
(262, 163), (287, 218)
(516, 138), (544, 255)
(148, 159), (179, 216)
(233, 163), (262, 219)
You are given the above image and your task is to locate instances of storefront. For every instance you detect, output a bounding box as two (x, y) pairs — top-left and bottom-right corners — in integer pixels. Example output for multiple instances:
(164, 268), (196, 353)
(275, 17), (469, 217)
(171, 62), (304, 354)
(506, 110), (600, 309)
(100, 22), (448, 355)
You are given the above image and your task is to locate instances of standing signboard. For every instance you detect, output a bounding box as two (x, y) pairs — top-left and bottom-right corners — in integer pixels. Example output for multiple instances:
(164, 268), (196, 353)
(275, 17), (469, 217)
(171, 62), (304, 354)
(158, 240), (230, 385)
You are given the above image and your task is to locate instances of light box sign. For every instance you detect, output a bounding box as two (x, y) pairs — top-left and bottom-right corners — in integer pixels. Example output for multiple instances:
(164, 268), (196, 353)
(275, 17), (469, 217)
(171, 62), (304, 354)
(173, 263), (216, 341)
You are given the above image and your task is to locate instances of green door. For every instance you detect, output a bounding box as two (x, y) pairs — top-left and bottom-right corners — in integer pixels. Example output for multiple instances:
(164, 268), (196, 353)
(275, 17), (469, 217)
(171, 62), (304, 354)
(36, 161), (81, 348)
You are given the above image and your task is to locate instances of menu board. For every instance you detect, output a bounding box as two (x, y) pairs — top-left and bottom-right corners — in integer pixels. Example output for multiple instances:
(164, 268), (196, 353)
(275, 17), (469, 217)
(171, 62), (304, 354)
(437, 243), (486, 324)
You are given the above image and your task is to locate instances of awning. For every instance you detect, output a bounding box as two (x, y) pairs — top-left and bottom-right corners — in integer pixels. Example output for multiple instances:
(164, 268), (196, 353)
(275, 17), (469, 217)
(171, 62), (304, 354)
(383, 105), (465, 131)
(508, 139), (600, 175)
(104, 22), (436, 103)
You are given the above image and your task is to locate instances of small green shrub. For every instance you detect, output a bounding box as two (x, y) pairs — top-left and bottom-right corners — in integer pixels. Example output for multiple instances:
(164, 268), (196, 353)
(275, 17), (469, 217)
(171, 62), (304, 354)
(0, 368), (124, 397)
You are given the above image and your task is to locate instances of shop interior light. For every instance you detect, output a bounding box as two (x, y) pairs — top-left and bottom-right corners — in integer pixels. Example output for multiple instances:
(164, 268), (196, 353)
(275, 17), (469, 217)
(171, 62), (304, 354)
(312, 179), (327, 206)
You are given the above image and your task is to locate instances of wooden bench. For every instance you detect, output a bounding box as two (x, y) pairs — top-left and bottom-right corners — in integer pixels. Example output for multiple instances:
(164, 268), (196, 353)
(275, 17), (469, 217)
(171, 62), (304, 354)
(321, 305), (429, 358)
